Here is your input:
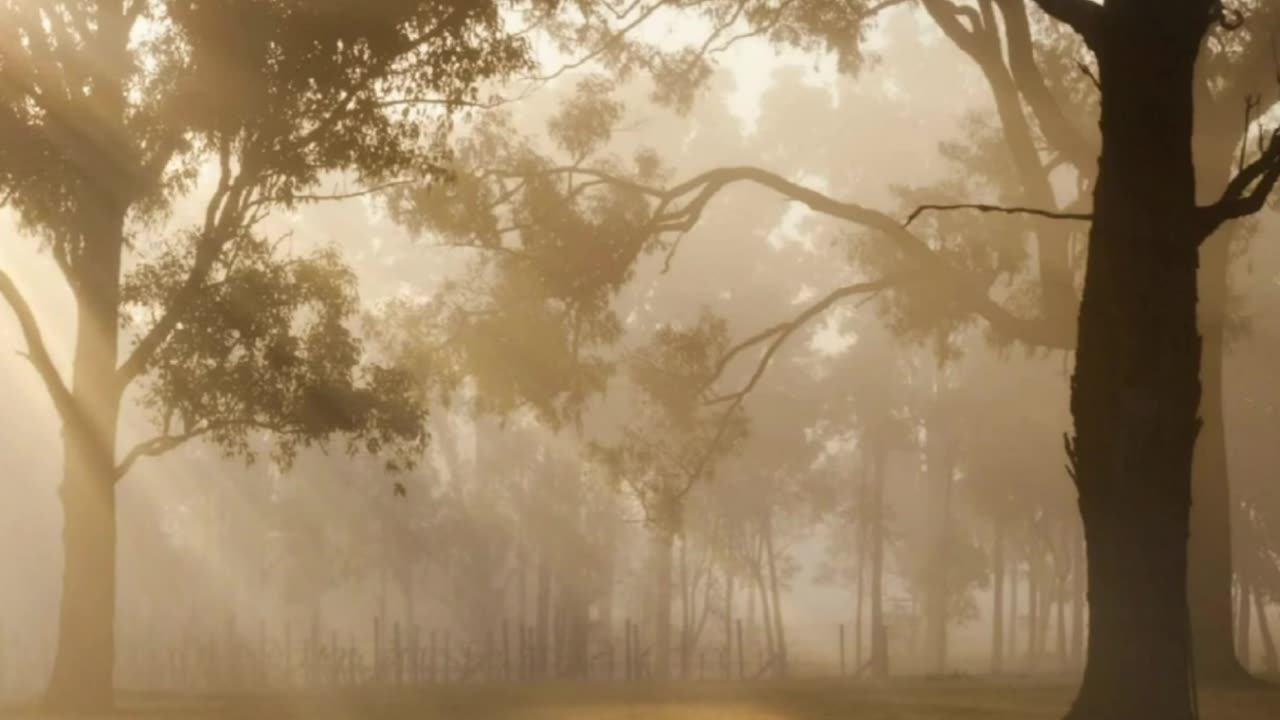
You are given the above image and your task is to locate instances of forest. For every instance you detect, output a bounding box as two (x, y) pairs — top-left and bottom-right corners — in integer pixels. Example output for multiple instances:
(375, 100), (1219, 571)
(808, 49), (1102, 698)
(3, 1), (1280, 719)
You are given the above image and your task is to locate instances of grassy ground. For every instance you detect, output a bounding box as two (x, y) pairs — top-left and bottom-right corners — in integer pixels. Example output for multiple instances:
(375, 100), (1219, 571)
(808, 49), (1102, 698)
(3, 679), (1279, 719)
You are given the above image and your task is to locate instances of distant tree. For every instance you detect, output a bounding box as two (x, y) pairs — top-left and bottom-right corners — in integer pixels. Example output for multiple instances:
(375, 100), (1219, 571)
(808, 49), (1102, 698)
(589, 312), (749, 680)
(0, 2), (529, 708)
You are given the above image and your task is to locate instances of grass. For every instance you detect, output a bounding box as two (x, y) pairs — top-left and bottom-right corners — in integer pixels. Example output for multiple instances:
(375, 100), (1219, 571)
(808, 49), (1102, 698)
(2, 678), (1279, 719)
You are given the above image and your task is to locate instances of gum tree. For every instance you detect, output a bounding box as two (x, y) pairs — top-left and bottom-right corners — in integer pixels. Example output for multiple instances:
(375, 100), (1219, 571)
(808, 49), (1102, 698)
(0, 1), (528, 708)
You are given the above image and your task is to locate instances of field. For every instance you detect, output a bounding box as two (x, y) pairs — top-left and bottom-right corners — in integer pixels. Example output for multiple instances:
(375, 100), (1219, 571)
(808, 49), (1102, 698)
(4, 679), (1280, 720)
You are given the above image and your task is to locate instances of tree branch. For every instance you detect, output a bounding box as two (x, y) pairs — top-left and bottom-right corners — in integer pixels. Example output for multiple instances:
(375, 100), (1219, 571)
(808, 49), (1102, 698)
(707, 274), (905, 402)
(1199, 127), (1280, 237)
(0, 270), (75, 422)
(905, 202), (1093, 227)
(996, 0), (1097, 170)
(114, 417), (301, 481)
(501, 164), (1072, 349)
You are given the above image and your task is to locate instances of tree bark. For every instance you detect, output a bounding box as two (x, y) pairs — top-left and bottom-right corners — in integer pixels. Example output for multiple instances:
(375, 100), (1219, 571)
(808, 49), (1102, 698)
(45, 196), (127, 711)
(1065, 8), (1206, 718)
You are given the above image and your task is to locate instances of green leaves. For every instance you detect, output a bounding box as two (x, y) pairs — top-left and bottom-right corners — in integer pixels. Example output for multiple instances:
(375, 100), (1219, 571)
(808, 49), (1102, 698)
(124, 234), (427, 471)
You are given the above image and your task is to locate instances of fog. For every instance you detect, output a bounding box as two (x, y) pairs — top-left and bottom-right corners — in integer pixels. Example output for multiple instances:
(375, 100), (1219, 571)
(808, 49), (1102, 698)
(3, 2), (1280, 718)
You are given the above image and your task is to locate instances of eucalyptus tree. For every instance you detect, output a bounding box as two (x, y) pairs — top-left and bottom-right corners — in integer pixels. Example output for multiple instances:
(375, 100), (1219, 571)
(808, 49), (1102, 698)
(0, 1), (533, 707)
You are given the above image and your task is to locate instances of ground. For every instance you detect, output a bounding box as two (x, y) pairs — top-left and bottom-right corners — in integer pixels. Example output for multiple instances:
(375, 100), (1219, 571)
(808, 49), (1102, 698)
(3, 680), (1280, 719)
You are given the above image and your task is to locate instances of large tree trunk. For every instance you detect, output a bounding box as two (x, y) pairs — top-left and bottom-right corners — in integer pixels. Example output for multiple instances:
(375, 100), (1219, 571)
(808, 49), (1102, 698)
(992, 520), (1005, 675)
(1065, 9), (1205, 718)
(45, 197), (127, 711)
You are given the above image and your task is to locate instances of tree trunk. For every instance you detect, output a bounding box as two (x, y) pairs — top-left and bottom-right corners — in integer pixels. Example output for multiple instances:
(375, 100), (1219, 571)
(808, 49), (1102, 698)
(1008, 551), (1019, 662)
(1252, 590), (1276, 675)
(1027, 547), (1039, 670)
(45, 196), (127, 711)
(1188, 185), (1253, 687)
(724, 567), (734, 664)
(1070, 529), (1085, 669)
(653, 527), (675, 681)
(854, 514), (866, 672)
(868, 442), (888, 677)
(534, 557), (551, 678)
(1236, 577), (1252, 673)
(679, 536), (691, 679)
(992, 520), (1005, 675)
(1065, 10), (1205, 718)
(924, 391), (953, 676)
(762, 511), (788, 677)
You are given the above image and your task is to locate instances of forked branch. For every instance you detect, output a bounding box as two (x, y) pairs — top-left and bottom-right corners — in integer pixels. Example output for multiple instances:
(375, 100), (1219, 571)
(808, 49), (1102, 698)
(1200, 126), (1280, 237)
(0, 270), (75, 422)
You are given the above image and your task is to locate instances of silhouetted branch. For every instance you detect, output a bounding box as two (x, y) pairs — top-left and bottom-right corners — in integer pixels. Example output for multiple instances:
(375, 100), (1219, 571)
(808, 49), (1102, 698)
(997, 0), (1097, 170)
(904, 203), (1093, 227)
(1200, 126), (1280, 237)
(287, 178), (417, 204)
(707, 274), (905, 401)
(0, 269), (75, 423)
(499, 163), (1071, 349)
(115, 418), (300, 481)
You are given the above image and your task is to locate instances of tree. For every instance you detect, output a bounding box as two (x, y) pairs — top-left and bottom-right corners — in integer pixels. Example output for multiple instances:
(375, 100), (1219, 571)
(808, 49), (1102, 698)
(589, 312), (749, 680)
(0, 1), (528, 708)
(1032, 1), (1280, 716)
(529, 0), (1280, 685)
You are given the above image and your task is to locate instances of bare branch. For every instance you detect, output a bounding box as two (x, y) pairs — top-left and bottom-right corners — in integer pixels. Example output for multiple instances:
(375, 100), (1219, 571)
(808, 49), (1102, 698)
(706, 274), (905, 406)
(0, 270), (75, 421)
(1200, 126), (1280, 236)
(905, 202), (1093, 227)
(497, 163), (1071, 348)
(286, 178), (417, 205)
(114, 418), (299, 481)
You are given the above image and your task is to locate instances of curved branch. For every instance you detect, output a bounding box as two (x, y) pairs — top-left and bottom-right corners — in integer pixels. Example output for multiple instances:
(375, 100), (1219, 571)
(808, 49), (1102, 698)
(0, 270), (75, 422)
(707, 274), (905, 400)
(1200, 127), (1280, 236)
(995, 0), (1097, 170)
(495, 164), (1071, 348)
